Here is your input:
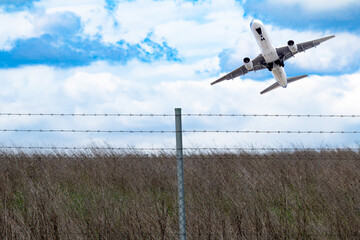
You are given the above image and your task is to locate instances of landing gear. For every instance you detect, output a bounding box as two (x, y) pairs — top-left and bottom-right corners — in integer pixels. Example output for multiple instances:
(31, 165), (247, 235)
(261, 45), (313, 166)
(266, 59), (284, 71)
(266, 62), (273, 71)
(274, 59), (285, 67)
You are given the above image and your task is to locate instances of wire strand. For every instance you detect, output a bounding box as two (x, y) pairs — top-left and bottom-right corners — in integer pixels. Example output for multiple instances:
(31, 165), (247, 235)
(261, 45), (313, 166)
(0, 146), (358, 151)
(0, 113), (173, 117)
(184, 114), (360, 118)
(1, 129), (360, 134)
(0, 113), (359, 118)
(183, 130), (360, 134)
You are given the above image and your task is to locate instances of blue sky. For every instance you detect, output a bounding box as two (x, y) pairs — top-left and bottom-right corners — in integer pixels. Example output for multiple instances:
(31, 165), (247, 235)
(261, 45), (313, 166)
(243, 0), (360, 33)
(0, 0), (40, 11)
(0, 10), (180, 68)
(0, 0), (359, 149)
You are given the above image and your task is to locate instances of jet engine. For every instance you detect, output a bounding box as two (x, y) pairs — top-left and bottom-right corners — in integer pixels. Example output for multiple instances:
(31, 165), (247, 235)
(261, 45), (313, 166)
(287, 40), (298, 53)
(243, 57), (253, 70)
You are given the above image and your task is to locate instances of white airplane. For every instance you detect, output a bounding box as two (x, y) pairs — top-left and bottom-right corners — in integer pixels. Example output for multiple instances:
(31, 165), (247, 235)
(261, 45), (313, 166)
(211, 19), (335, 94)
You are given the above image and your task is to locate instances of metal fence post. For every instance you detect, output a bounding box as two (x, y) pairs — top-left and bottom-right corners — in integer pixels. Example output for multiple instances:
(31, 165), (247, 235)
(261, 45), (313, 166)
(175, 108), (186, 240)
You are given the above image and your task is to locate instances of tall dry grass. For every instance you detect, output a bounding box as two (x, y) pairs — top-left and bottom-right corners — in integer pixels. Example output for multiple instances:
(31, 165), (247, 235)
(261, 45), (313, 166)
(0, 149), (359, 239)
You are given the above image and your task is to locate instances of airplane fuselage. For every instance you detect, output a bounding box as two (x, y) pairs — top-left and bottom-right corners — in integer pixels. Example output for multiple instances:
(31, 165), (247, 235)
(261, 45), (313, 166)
(250, 20), (287, 87)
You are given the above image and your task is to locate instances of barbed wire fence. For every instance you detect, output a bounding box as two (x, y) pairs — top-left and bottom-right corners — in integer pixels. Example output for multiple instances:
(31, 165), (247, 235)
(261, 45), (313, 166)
(1, 109), (360, 239)
(1, 110), (360, 152)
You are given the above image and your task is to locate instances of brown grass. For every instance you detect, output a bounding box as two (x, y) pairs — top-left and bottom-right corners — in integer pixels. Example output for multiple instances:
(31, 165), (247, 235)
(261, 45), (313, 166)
(0, 149), (359, 239)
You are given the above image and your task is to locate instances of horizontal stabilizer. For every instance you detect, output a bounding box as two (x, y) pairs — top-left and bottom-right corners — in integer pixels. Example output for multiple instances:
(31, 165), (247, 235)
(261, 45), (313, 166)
(260, 82), (280, 95)
(260, 74), (308, 95)
(287, 74), (308, 84)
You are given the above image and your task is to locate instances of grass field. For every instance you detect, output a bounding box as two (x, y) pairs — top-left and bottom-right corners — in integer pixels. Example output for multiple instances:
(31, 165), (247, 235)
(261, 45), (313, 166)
(0, 148), (359, 239)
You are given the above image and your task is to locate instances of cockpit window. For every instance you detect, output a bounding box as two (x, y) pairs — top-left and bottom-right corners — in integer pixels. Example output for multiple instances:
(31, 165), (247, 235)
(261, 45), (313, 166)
(256, 28), (262, 35)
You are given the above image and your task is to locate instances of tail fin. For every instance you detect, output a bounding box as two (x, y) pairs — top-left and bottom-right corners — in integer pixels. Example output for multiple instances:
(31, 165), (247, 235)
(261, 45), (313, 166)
(260, 75), (308, 95)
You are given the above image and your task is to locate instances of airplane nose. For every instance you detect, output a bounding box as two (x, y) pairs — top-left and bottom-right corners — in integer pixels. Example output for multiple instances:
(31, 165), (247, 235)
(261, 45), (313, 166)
(250, 20), (254, 28)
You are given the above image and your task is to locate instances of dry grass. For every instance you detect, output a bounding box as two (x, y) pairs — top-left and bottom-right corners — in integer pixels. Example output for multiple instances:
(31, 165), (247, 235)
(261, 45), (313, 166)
(0, 149), (359, 239)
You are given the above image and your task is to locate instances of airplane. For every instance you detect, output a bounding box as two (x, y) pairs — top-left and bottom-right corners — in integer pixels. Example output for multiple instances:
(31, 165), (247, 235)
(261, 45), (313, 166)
(211, 19), (335, 94)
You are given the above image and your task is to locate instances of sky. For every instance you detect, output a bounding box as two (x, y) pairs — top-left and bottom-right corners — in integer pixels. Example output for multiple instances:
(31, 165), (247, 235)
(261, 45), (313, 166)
(0, 0), (360, 150)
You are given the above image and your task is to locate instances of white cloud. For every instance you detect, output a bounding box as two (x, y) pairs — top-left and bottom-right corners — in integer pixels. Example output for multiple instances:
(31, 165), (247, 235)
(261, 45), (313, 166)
(288, 33), (360, 72)
(0, 10), (35, 50)
(36, 0), (104, 15)
(64, 72), (121, 100)
(0, 61), (360, 148)
(32, 0), (248, 59)
(2, 0), (359, 73)
(0, 0), (360, 149)
(0, 66), (62, 112)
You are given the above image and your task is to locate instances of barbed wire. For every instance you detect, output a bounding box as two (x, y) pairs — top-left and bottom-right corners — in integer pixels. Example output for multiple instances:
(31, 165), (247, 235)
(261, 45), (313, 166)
(0, 113), (173, 117)
(0, 146), (358, 151)
(184, 130), (360, 134)
(0, 146), (175, 151)
(183, 147), (360, 151)
(1, 129), (360, 134)
(184, 114), (360, 118)
(0, 129), (172, 133)
(0, 113), (359, 118)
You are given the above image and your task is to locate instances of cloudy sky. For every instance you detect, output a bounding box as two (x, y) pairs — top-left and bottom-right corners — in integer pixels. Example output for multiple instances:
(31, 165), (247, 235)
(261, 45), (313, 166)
(0, 0), (359, 149)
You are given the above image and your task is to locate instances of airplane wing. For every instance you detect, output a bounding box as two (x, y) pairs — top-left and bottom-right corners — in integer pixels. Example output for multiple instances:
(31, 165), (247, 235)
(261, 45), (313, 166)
(276, 35), (335, 62)
(211, 54), (267, 85)
(211, 35), (334, 86)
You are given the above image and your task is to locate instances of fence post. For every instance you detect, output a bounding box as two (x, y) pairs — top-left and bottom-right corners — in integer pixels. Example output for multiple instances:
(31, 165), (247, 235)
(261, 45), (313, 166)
(175, 108), (186, 240)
